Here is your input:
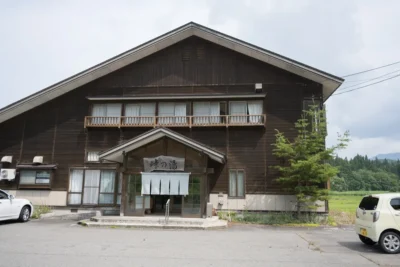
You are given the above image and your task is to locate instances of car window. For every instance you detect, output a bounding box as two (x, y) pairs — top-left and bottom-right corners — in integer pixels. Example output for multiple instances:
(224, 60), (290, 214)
(359, 196), (379, 210)
(0, 191), (8, 199)
(390, 198), (400, 211)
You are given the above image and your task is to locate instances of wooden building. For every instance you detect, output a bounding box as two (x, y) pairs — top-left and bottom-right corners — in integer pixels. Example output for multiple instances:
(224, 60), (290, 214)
(0, 22), (343, 217)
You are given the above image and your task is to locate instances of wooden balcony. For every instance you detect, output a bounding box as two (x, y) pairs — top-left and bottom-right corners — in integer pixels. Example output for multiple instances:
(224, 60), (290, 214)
(84, 115), (266, 128)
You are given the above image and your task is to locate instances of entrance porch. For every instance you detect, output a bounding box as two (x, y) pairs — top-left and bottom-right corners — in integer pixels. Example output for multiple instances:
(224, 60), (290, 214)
(98, 128), (226, 218)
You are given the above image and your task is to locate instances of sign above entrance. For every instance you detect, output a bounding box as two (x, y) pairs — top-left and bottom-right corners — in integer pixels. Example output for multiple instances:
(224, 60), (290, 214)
(143, 155), (185, 172)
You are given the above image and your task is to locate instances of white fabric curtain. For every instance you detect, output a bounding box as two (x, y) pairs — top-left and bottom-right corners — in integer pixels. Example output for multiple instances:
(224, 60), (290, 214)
(158, 103), (175, 125)
(150, 176), (161, 195)
(174, 103), (187, 124)
(92, 104), (106, 125)
(160, 176), (170, 195)
(193, 102), (210, 124)
(124, 104), (140, 125)
(141, 174), (151, 195)
(210, 102), (220, 124)
(68, 170), (83, 205)
(178, 174), (189, 196)
(106, 104), (122, 125)
(229, 170), (237, 197)
(237, 171), (245, 197)
(248, 101), (263, 123)
(100, 171), (115, 193)
(169, 176), (180, 195)
(230, 101), (247, 123)
(83, 170), (100, 204)
(140, 103), (156, 125)
(19, 170), (36, 184)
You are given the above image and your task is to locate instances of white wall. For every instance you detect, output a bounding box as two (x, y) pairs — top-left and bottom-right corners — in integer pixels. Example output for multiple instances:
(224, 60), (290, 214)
(7, 190), (67, 206)
(209, 194), (326, 212)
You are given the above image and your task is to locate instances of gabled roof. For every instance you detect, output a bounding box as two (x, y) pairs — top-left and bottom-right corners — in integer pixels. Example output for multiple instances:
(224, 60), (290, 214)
(98, 127), (226, 164)
(0, 22), (344, 124)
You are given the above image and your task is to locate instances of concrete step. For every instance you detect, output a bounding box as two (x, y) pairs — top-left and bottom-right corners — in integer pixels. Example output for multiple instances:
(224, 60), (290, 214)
(80, 216), (227, 230)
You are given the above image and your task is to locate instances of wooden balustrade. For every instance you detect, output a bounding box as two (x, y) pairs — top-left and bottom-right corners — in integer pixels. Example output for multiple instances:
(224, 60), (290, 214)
(84, 114), (266, 128)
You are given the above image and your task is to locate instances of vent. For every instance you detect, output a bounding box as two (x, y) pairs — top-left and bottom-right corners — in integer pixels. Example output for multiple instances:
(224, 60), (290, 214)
(1, 156), (12, 163)
(87, 151), (100, 162)
(196, 46), (205, 59)
(182, 46), (191, 61)
(33, 156), (43, 164)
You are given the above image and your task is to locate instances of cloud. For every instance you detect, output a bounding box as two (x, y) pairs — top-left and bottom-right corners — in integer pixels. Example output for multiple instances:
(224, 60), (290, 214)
(1, 0), (400, 158)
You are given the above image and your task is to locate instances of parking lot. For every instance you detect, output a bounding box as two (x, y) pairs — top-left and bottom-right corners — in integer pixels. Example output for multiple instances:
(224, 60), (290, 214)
(0, 219), (399, 267)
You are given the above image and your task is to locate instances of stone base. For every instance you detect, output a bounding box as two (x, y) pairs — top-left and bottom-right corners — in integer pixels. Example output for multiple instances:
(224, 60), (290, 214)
(79, 216), (228, 230)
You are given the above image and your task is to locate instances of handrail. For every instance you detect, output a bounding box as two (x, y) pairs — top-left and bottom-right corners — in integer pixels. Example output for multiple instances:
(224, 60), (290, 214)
(84, 114), (266, 128)
(165, 199), (170, 225)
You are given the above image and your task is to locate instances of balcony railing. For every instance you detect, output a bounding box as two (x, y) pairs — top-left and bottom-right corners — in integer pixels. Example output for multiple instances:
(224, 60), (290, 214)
(84, 114), (266, 128)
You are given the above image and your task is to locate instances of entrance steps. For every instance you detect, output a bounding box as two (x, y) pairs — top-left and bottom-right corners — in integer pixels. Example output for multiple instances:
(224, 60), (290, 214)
(79, 216), (228, 230)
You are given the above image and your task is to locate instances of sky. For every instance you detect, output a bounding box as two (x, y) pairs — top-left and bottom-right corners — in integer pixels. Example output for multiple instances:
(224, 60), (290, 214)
(0, 0), (399, 159)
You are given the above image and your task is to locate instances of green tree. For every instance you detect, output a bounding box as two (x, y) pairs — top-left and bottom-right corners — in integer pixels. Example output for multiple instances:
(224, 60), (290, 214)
(272, 101), (350, 216)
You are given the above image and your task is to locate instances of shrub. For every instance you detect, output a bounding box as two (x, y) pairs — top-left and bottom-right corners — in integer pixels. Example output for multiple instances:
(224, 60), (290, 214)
(31, 205), (52, 219)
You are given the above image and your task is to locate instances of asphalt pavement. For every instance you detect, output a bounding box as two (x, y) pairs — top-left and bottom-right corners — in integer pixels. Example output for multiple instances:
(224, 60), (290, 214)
(0, 219), (399, 267)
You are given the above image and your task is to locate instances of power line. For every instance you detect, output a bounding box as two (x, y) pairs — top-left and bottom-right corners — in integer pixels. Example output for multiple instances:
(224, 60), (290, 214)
(332, 73), (400, 96)
(343, 69), (400, 83)
(337, 69), (400, 91)
(341, 61), (400, 78)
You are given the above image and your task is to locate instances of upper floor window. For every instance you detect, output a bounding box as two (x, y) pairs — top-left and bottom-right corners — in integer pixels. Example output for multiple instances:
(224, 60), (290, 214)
(158, 102), (187, 125)
(193, 102), (224, 125)
(91, 103), (122, 125)
(124, 103), (156, 126)
(229, 101), (263, 124)
(86, 151), (100, 162)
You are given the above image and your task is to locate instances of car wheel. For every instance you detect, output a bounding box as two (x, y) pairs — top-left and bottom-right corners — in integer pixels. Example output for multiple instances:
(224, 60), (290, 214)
(18, 206), (31, 222)
(379, 231), (400, 254)
(359, 235), (376, 246)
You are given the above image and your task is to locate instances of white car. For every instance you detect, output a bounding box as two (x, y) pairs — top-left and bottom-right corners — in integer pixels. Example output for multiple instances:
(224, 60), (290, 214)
(355, 193), (400, 254)
(0, 189), (33, 222)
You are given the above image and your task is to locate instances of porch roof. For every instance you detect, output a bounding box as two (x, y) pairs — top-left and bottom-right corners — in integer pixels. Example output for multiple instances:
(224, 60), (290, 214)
(98, 128), (226, 164)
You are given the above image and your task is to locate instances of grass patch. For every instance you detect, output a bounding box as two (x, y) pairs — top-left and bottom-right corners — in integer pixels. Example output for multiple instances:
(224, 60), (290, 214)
(31, 205), (52, 219)
(218, 211), (321, 226)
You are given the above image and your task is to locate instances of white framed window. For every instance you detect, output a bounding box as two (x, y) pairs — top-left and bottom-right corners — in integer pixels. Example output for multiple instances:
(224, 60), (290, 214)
(68, 169), (117, 205)
(193, 102), (221, 124)
(87, 151), (100, 162)
(91, 103), (122, 125)
(229, 101), (263, 124)
(158, 102), (187, 124)
(229, 169), (245, 198)
(124, 103), (156, 125)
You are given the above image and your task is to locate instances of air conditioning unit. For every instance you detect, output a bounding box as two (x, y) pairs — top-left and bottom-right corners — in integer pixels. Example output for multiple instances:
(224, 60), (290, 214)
(1, 156), (12, 163)
(33, 156), (43, 164)
(255, 83), (263, 93)
(0, 169), (16, 181)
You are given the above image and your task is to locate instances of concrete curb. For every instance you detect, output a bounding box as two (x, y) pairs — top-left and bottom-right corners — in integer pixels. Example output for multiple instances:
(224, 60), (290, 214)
(39, 211), (97, 221)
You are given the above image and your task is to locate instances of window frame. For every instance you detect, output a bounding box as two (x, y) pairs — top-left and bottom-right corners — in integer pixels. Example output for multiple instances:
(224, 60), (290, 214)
(67, 168), (118, 206)
(228, 169), (246, 199)
(390, 198), (400, 211)
(18, 169), (53, 189)
(86, 151), (100, 163)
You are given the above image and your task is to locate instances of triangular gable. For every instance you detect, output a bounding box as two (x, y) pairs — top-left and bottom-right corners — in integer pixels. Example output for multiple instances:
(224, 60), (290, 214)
(0, 22), (344, 124)
(98, 127), (226, 164)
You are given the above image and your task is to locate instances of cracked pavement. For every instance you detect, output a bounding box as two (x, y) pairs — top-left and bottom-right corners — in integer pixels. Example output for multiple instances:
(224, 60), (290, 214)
(0, 219), (399, 267)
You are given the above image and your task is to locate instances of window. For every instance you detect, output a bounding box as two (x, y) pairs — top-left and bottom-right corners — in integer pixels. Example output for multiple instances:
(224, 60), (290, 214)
(359, 196), (379, 210)
(229, 169), (245, 197)
(68, 169), (117, 205)
(87, 152), (99, 162)
(0, 190), (8, 199)
(183, 175), (201, 215)
(193, 102), (222, 124)
(91, 103), (122, 125)
(124, 103), (156, 125)
(303, 99), (322, 132)
(20, 170), (51, 185)
(158, 102), (187, 125)
(229, 101), (263, 124)
(390, 198), (400, 210)
(117, 174), (122, 205)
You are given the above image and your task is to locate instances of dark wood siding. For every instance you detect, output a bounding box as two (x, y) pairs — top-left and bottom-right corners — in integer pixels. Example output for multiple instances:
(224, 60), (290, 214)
(0, 36), (322, 195)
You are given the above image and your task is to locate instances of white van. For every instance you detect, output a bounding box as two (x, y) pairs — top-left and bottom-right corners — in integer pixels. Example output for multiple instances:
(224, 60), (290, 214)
(355, 193), (400, 254)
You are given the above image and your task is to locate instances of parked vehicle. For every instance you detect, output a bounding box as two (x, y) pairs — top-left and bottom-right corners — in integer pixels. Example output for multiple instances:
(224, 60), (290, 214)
(0, 189), (33, 222)
(355, 193), (400, 254)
